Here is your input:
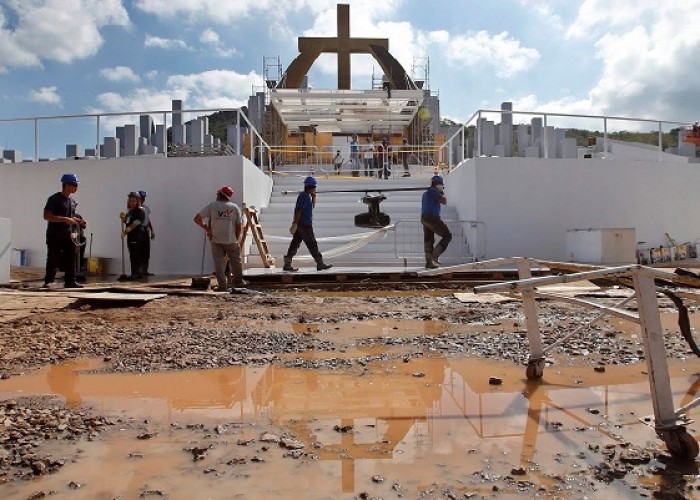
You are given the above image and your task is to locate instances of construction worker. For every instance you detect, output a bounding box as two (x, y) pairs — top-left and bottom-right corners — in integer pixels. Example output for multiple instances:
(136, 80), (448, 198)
(421, 175), (452, 269)
(193, 186), (245, 291)
(283, 176), (333, 272)
(121, 192), (149, 280)
(138, 190), (155, 275)
(42, 173), (87, 289)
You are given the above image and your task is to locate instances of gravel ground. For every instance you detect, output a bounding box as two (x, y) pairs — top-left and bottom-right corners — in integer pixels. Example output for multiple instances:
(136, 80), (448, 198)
(1, 279), (700, 498)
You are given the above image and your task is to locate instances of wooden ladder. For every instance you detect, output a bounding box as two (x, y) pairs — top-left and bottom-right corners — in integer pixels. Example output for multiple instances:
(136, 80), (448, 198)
(240, 207), (275, 268)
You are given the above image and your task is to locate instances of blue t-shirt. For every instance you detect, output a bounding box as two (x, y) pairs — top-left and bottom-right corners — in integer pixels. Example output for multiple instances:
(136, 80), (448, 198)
(296, 192), (313, 225)
(421, 187), (442, 217)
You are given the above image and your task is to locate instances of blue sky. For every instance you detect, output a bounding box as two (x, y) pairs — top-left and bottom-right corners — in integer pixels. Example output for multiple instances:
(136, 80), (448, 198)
(1, 0), (699, 158)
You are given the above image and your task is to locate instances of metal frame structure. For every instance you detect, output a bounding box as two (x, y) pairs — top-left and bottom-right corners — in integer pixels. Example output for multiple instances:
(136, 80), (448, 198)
(451, 258), (700, 459)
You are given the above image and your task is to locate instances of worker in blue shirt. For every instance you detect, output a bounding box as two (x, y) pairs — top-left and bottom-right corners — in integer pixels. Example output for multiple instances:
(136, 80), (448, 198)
(421, 175), (452, 269)
(283, 176), (333, 272)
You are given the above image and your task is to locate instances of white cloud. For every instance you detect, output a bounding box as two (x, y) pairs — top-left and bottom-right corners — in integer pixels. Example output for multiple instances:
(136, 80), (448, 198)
(199, 28), (220, 45)
(144, 34), (189, 50)
(99, 66), (140, 83)
(88, 69), (262, 129)
(0, 0), (130, 72)
(439, 30), (540, 78)
(198, 28), (238, 57)
(564, 1), (700, 120)
(134, 0), (402, 24)
(28, 86), (62, 105)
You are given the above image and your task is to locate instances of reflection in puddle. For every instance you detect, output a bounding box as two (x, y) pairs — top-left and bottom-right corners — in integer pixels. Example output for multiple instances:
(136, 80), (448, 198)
(1, 355), (700, 498)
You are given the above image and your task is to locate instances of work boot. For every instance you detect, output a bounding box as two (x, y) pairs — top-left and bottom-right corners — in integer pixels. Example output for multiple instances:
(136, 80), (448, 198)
(64, 282), (85, 289)
(425, 261), (439, 269)
(317, 262), (333, 271)
(283, 257), (298, 272)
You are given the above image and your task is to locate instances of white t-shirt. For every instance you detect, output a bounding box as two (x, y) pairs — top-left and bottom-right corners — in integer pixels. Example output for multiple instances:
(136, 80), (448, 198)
(362, 143), (374, 159)
(198, 200), (242, 244)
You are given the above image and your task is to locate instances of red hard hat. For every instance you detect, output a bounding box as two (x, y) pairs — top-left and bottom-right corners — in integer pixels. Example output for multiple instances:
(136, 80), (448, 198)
(217, 185), (234, 200)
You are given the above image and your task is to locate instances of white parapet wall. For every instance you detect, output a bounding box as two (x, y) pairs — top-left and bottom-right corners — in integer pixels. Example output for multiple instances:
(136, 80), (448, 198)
(445, 156), (700, 262)
(0, 217), (9, 284)
(0, 155), (272, 276)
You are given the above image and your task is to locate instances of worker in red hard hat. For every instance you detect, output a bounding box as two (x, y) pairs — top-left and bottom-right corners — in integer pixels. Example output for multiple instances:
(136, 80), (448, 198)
(42, 173), (87, 289)
(421, 175), (452, 269)
(193, 185), (246, 291)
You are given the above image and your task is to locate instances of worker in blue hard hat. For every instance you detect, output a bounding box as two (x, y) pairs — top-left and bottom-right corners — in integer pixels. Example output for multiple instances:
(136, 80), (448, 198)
(42, 173), (88, 289)
(283, 176), (332, 272)
(421, 175), (452, 269)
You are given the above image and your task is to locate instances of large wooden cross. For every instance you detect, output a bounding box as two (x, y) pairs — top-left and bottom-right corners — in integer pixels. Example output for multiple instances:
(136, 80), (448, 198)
(297, 4), (388, 89)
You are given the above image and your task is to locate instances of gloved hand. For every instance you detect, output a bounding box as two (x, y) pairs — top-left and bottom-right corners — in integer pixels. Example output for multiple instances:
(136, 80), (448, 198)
(289, 223), (298, 235)
(119, 211), (126, 221)
(120, 231), (127, 239)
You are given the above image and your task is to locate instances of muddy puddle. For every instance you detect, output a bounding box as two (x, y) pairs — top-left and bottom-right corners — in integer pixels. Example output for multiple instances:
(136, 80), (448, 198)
(2, 351), (700, 498)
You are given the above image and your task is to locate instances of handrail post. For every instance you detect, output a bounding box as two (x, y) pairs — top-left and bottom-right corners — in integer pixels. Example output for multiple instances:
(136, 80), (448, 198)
(163, 112), (168, 157)
(96, 115), (100, 160)
(34, 118), (39, 161)
(658, 122), (663, 161)
(461, 125), (465, 162)
(603, 117), (608, 155)
(543, 114), (548, 159)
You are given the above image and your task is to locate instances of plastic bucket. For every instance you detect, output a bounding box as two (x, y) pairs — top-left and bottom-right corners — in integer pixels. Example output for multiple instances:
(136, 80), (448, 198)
(87, 257), (106, 275)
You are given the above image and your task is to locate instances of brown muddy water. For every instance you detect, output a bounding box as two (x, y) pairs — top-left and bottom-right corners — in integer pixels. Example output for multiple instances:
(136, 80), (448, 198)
(1, 319), (700, 499)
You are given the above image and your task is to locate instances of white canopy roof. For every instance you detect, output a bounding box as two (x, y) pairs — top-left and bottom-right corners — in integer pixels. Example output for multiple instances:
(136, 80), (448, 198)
(269, 88), (425, 134)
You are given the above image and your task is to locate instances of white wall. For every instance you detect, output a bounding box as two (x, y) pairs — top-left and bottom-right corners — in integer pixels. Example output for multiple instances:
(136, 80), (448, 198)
(0, 218), (9, 284)
(446, 156), (699, 261)
(0, 156), (272, 275)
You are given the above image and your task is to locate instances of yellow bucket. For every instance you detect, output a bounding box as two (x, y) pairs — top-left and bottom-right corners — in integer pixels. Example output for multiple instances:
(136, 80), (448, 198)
(87, 257), (106, 275)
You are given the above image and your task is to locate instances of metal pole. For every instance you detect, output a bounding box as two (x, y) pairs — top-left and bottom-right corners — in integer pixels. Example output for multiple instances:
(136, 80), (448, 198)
(236, 109), (241, 156)
(543, 114), (548, 159)
(96, 115), (100, 160)
(163, 112), (168, 157)
(658, 122), (663, 161)
(603, 117), (608, 155)
(34, 118), (39, 161)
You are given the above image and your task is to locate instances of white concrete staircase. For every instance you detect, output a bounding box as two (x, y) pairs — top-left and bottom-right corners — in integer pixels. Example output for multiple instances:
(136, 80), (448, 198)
(252, 172), (470, 268)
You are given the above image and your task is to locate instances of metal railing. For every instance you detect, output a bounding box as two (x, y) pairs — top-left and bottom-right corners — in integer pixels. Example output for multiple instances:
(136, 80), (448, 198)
(0, 107), (270, 164)
(393, 219), (486, 265)
(439, 109), (696, 169)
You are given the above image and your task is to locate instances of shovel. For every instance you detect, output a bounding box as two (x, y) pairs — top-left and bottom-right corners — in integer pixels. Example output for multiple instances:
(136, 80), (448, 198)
(117, 220), (129, 281)
(191, 232), (211, 290)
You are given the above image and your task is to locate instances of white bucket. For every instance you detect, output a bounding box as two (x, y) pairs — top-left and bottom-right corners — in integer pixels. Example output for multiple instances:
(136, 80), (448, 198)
(11, 248), (27, 267)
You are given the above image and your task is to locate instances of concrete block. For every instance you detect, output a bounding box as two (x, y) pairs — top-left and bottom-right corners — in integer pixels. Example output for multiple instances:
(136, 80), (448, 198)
(172, 99), (183, 128)
(66, 144), (82, 158)
(140, 115), (154, 141)
(525, 146), (539, 158)
(123, 125), (138, 156)
(103, 137), (120, 158)
(517, 124), (529, 157)
(154, 124), (167, 153)
(190, 119), (205, 145)
(500, 101), (513, 157)
(531, 117), (542, 143)
(3, 150), (21, 163)
(85, 148), (97, 157)
(559, 138), (578, 158)
(172, 124), (186, 145)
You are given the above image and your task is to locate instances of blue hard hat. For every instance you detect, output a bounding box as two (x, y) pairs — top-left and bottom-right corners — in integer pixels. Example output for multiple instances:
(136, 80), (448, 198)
(60, 173), (79, 185)
(303, 176), (317, 187)
(431, 175), (444, 185)
(138, 190), (147, 198)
